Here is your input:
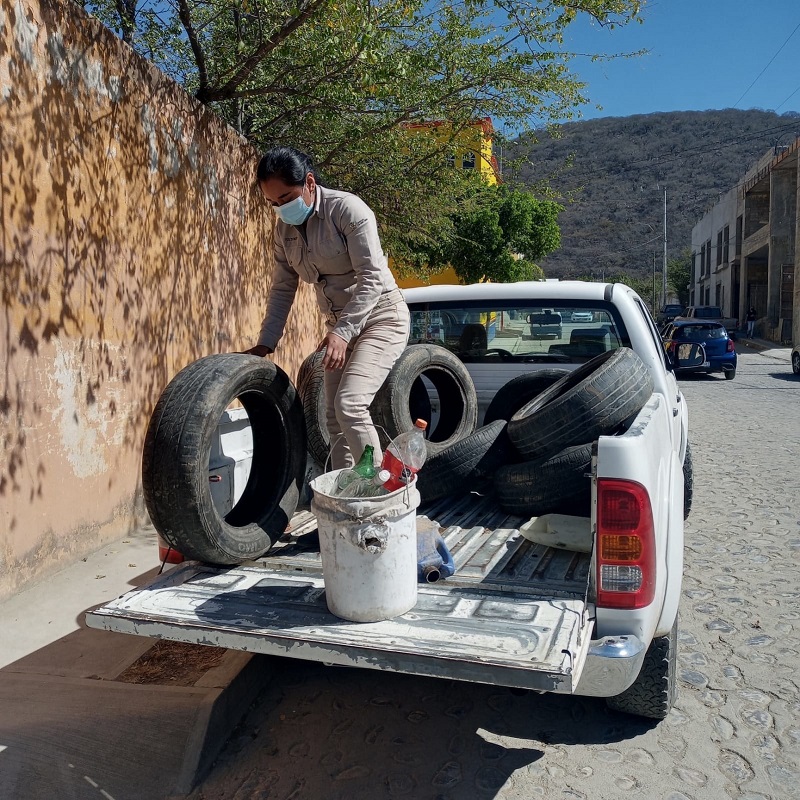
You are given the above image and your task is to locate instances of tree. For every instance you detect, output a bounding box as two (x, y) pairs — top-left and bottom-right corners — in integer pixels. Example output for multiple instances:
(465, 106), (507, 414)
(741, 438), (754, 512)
(667, 251), (692, 307)
(86, 0), (642, 271)
(393, 184), (561, 283)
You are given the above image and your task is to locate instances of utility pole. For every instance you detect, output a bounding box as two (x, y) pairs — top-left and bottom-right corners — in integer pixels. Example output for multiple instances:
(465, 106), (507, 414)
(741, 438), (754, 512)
(662, 188), (668, 306)
(652, 252), (657, 311)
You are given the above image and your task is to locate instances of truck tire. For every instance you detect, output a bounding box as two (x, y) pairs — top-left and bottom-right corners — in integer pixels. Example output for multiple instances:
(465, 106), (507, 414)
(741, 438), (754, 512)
(296, 349), (324, 392)
(494, 444), (593, 517)
(507, 348), (653, 461)
(416, 421), (517, 502)
(606, 619), (678, 720)
(371, 344), (478, 455)
(483, 369), (570, 425)
(142, 354), (306, 565)
(683, 442), (694, 520)
(299, 358), (330, 468)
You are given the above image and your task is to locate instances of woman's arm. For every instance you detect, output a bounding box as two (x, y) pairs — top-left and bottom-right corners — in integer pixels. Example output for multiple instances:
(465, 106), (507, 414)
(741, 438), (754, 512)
(257, 234), (299, 351)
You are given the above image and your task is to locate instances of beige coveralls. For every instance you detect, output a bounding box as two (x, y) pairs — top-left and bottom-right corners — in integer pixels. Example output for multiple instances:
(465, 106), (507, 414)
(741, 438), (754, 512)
(258, 185), (410, 468)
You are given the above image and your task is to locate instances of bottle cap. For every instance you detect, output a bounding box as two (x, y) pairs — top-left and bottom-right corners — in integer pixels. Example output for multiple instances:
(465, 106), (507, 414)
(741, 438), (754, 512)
(376, 469), (391, 484)
(413, 419), (428, 430)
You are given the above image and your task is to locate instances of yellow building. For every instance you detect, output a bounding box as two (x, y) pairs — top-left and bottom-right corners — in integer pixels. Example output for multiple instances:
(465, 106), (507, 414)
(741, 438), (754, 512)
(392, 118), (499, 288)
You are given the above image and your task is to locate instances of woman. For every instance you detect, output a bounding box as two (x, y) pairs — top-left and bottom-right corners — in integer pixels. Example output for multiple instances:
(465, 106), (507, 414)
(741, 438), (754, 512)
(245, 146), (410, 469)
(745, 306), (757, 339)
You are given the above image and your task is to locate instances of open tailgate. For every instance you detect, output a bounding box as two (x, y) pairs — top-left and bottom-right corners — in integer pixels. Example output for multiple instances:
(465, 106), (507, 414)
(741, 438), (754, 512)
(86, 495), (594, 693)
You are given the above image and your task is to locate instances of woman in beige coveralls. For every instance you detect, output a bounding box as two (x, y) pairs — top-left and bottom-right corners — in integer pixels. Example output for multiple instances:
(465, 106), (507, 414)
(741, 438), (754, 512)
(245, 146), (410, 470)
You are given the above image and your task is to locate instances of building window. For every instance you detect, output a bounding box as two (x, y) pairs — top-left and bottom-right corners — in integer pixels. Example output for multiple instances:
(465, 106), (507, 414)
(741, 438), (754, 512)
(735, 215), (743, 256)
(691, 252), (697, 283)
(462, 151), (476, 169)
(705, 239), (712, 276)
(716, 231), (723, 266)
(700, 244), (706, 277)
(723, 225), (730, 264)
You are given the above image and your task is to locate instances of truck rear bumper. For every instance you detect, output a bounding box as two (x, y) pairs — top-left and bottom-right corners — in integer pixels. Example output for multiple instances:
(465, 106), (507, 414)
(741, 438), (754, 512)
(572, 635), (646, 697)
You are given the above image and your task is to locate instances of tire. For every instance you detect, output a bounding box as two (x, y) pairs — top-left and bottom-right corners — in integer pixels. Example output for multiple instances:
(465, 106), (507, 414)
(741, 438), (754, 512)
(683, 442), (694, 520)
(724, 369), (736, 380)
(494, 444), (593, 517)
(299, 358), (330, 468)
(296, 349), (324, 392)
(416, 421), (518, 502)
(142, 354), (306, 565)
(483, 369), (570, 425)
(792, 351), (800, 375)
(507, 348), (653, 461)
(606, 619), (678, 720)
(370, 344), (478, 456)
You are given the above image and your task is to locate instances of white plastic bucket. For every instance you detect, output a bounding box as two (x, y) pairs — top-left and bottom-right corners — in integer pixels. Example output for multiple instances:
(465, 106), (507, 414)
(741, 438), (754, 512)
(310, 469), (420, 622)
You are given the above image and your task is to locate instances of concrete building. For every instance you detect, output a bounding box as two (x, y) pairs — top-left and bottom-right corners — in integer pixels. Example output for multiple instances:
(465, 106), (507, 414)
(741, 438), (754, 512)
(690, 139), (799, 344)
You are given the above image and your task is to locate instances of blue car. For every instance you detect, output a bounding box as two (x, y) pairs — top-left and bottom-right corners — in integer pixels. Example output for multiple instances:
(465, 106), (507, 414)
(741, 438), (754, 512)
(663, 320), (737, 380)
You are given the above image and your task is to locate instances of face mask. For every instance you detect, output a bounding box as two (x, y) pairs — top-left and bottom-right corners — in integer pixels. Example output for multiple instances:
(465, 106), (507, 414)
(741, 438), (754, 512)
(275, 190), (313, 225)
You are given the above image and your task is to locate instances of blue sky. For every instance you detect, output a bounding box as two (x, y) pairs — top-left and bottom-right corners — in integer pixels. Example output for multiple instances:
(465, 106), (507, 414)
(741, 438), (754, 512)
(561, 0), (800, 122)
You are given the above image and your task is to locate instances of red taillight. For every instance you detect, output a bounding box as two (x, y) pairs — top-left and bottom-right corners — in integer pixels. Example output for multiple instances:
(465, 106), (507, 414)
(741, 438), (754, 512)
(726, 339), (735, 353)
(157, 534), (185, 564)
(596, 479), (655, 609)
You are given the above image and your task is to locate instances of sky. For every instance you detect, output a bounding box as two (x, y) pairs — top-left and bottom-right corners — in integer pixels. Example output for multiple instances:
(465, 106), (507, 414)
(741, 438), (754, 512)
(560, 0), (800, 123)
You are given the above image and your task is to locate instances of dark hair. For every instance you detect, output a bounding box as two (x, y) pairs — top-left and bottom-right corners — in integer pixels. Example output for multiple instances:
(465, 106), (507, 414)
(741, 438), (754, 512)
(257, 146), (321, 185)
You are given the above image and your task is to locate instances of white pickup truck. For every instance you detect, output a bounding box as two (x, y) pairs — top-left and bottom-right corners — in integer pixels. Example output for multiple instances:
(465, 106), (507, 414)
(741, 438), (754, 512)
(87, 281), (697, 720)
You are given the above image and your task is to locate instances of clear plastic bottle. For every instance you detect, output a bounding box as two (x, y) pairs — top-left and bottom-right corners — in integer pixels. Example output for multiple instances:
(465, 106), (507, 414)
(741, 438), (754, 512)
(381, 419), (428, 492)
(339, 469), (392, 499)
(335, 445), (377, 495)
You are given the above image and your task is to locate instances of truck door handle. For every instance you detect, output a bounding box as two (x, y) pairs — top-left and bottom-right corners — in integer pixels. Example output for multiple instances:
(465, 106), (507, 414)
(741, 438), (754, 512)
(673, 407), (679, 417)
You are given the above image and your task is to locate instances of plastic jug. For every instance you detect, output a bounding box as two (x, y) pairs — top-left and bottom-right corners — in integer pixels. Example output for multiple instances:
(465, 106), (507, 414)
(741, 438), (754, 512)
(417, 526), (455, 583)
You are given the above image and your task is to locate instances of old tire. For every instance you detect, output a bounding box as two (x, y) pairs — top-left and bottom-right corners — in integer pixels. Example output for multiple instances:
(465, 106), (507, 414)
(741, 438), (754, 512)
(371, 344), (478, 455)
(724, 368), (736, 381)
(299, 357), (330, 468)
(606, 619), (678, 720)
(416, 421), (518, 503)
(494, 444), (593, 517)
(483, 369), (570, 425)
(507, 348), (653, 461)
(142, 354), (306, 565)
(683, 442), (694, 520)
(296, 349), (324, 392)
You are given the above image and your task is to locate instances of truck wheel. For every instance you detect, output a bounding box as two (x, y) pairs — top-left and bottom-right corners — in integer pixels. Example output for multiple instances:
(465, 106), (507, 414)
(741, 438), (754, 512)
(142, 354), (306, 565)
(298, 357), (330, 468)
(416, 421), (517, 502)
(683, 442), (694, 520)
(507, 348), (653, 461)
(606, 619), (678, 720)
(371, 344), (478, 455)
(494, 443), (593, 517)
(483, 369), (570, 425)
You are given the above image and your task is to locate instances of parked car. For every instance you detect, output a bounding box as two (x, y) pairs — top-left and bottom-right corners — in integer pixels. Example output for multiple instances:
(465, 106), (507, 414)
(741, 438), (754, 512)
(571, 310), (594, 323)
(663, 320), (737, 380)
(792, 343), (800, 375)
(527, 308), (563, 339)
(656, 304), (684, 326)
(675, 306), (738, 336)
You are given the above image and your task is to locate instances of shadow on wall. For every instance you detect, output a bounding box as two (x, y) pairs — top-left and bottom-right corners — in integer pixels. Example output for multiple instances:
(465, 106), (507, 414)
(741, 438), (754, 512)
(0, 0), (323, 593)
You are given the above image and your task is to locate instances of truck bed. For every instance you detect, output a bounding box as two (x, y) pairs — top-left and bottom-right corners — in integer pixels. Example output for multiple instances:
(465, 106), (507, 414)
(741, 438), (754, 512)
(86, 493), (594, 692)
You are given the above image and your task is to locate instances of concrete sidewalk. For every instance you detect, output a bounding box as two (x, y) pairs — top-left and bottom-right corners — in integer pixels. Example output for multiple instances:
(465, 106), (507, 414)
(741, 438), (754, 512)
(0, 523), (272, 800)
(734, 335), (793, 362)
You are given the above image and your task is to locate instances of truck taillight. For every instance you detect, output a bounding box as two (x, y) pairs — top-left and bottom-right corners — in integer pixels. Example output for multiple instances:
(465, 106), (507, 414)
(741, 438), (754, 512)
(596, 479), (655, 609)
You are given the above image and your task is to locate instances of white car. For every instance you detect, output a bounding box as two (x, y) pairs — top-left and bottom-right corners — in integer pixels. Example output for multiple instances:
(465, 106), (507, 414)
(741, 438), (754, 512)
(571, 310), (594, 323)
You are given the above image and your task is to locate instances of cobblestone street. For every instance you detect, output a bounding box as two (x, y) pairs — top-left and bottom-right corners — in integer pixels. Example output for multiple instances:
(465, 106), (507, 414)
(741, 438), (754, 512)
(190, 350), (800, 800)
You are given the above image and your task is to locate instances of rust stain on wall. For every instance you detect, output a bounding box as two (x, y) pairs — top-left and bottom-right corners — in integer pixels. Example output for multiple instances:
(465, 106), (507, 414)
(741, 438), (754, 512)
(0, 0), (324, 599)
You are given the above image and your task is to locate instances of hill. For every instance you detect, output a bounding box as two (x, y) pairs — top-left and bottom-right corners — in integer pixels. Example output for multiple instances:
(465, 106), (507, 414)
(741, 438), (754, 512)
(512, 109), (800, 280)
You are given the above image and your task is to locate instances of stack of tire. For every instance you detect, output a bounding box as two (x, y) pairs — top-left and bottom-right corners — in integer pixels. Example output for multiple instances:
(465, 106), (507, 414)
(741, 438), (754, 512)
(299, 344), (654, 518)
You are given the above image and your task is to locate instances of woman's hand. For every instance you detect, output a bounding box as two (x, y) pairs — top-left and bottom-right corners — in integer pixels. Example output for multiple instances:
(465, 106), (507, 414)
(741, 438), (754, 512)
(319, 332), (348, 370)
(240, 345), (272, 357)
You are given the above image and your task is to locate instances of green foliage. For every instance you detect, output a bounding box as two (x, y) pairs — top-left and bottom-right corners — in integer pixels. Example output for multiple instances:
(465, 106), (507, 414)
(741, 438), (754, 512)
(84, 0), (642, 276)
(667, 251), (692, 307)
(393, 184), (561, 284)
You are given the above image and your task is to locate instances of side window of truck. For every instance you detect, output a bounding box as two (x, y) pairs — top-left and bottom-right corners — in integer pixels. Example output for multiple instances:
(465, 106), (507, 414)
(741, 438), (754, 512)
(634, 298), (668, 369)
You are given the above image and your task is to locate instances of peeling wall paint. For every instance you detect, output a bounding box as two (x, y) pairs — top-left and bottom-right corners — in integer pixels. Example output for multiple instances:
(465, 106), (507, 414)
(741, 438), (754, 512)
(0, 0), (324, 600)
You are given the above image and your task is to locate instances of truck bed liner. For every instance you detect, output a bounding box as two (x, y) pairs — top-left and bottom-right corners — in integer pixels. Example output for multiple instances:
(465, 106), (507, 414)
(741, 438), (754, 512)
(86, 494), (594, 692)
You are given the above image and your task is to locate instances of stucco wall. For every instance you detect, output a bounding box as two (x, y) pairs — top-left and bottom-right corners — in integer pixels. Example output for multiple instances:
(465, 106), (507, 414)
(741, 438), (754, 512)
(0, 0), (324, 599)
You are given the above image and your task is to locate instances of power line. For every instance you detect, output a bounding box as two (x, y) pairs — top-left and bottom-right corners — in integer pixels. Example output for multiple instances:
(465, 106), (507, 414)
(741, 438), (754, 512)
(775, 83), (800, 112)
(732, 21), (800, 108)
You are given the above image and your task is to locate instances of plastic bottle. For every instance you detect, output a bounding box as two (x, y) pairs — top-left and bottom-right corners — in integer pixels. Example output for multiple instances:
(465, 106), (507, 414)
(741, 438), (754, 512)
(335, 445), (377, 495)
(381, 419), (428, 492)
(339, 469), (392, 499)
(417, 527), (456, 583)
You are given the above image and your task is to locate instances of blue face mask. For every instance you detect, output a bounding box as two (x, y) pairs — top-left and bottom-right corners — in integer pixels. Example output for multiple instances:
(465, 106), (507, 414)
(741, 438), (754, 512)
(276, 191), (313, 225)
